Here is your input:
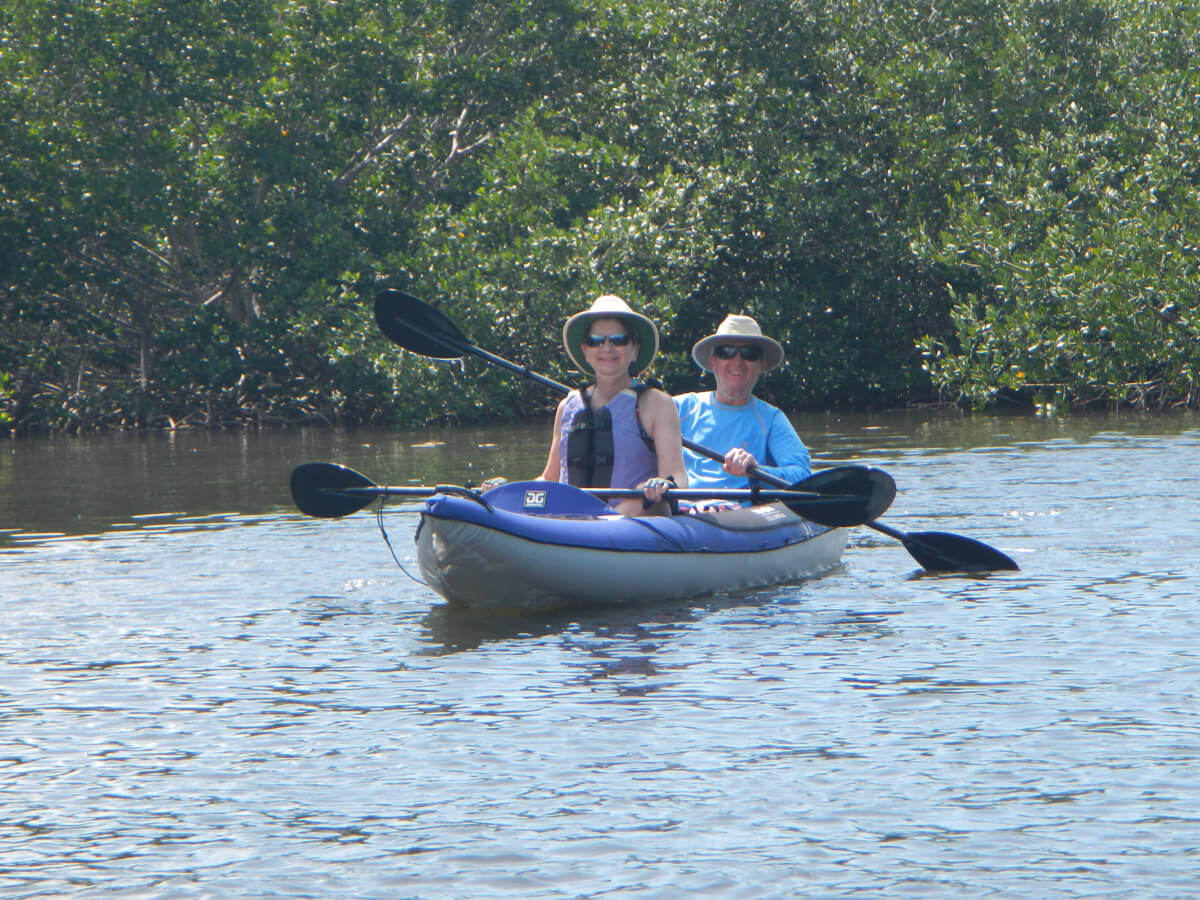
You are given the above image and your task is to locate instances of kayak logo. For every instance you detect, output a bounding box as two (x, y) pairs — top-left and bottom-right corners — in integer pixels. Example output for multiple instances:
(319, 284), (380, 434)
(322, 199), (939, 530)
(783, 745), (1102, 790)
(752, 506), (787, 522)
(523, 490), (547, 509)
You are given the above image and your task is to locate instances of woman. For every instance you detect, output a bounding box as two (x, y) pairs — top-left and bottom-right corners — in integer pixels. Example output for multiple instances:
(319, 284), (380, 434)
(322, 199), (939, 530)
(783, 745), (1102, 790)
(538, 295), (687, 516)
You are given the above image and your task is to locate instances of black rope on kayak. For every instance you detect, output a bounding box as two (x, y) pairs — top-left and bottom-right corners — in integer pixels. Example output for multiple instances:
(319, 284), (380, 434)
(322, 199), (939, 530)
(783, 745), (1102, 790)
(441, 484), (493, 511)
(374, 497), (427, 586)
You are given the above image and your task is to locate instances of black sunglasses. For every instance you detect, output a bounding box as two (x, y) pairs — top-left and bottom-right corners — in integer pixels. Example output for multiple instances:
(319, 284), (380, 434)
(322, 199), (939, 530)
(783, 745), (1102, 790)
(584, 333), (632, 348)
(712, 344), (764, 361)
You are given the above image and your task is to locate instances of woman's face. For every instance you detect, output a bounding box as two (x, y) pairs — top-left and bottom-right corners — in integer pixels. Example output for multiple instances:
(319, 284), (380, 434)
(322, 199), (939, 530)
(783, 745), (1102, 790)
(582, 318), (637, 376)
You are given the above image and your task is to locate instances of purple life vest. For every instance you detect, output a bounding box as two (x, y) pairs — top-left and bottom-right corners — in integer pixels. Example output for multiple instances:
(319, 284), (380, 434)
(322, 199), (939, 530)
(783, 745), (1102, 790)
(559, 387), (657, 489)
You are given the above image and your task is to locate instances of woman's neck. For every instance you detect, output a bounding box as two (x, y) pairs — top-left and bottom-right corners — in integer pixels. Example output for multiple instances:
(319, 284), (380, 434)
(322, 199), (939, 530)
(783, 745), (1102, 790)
(590, 373), (633, 407)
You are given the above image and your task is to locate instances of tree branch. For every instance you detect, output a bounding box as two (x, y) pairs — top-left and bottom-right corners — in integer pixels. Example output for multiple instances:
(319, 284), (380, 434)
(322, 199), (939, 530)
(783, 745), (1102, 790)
(333, 113), (415, 188)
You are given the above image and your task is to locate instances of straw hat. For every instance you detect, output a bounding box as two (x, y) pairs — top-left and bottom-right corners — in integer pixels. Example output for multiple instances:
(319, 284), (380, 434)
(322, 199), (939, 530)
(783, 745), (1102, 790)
(691, 314), (785, 372)
(562, 295), (659, 376)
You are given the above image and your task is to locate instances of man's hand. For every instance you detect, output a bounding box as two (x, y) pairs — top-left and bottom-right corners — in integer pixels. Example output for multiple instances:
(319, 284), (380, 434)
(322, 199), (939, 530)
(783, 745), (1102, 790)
(722, 447), (758, 477)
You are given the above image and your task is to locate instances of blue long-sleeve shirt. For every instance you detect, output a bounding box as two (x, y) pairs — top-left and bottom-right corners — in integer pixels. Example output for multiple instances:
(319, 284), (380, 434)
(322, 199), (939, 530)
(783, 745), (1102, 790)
(674, 391), (811, 490)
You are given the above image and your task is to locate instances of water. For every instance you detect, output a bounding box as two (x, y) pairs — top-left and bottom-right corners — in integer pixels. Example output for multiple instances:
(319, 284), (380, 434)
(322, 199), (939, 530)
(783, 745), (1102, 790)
(2, 412), (1198, 897)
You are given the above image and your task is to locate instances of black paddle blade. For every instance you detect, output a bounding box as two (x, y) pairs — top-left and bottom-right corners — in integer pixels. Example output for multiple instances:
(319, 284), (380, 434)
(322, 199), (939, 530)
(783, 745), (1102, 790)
(792, 466), (897, 522)
(779, 495), (883, 528)
(868, 520), (1019, 573)
(374, 289), (469, 359)
(901, 530), (1020, 573)
(291, 462), (378, 518)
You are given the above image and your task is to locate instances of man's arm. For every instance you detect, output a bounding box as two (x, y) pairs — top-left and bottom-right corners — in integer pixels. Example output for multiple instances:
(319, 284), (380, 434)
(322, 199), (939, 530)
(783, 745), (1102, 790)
(752, 405), (811, 484)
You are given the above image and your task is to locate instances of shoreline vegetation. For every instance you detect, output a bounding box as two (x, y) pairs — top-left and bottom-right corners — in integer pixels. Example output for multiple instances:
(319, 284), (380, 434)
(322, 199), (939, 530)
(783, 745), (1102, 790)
(5, 1), (1200, 436)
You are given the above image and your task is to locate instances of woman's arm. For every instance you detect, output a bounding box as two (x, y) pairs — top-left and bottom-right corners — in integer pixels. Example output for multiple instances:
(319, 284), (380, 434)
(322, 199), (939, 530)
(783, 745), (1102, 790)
(537, 398), (567, 482)
(644, 388), (688, 488)
(609, 389), (687, 516)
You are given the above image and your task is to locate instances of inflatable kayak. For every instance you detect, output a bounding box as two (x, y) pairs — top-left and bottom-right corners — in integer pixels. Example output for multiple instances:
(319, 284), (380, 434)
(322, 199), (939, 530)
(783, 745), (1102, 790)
(415, 480), (846, 611)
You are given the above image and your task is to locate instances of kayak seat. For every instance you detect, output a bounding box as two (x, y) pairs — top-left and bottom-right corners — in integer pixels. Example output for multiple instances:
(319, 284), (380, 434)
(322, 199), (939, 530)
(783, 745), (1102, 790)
(685, 502), (801, 533)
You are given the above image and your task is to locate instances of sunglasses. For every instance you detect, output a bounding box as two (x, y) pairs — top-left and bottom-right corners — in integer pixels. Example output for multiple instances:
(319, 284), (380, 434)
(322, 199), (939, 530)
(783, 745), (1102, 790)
(712, 344), (764, 361)
(584, 333), (632, 348)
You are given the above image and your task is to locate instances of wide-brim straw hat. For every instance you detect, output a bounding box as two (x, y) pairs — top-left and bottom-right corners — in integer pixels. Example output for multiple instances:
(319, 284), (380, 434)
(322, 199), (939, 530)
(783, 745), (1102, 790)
(691, 314), (785, 372)
(563, 294), (659, 377)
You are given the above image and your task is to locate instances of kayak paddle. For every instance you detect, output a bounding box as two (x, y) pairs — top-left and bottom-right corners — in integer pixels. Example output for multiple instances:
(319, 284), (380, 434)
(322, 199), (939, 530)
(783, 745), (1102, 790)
(373, 289), (894, 517)
(746, 463), (1017, 572)
(291, 461), (887, 528)
(373, 289), (1016, 572)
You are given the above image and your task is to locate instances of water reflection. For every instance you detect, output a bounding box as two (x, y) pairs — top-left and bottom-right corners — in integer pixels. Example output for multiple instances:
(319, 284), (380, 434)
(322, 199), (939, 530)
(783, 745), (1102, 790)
(417, 573), (909, 719)
(419, 593), (724, 657)
(1, 510), (278, 555)
(3, 411), (1196, 544)
(0, 424), (547, 545)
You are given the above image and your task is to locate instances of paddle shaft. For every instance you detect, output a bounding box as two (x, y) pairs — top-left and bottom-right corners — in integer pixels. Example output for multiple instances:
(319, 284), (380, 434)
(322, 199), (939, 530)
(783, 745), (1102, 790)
(332, 484), (840, 504)
(292, 460), (881, 526)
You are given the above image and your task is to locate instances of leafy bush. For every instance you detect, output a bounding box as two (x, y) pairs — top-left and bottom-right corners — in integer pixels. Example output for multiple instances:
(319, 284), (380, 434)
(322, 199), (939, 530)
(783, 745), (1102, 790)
(4, 0), (1198, 433)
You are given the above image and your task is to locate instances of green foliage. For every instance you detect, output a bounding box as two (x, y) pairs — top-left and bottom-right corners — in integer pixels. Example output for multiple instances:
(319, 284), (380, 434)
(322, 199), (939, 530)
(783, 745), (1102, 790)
(3, 0), (1198, 433)
(909, 1), (1200, 409)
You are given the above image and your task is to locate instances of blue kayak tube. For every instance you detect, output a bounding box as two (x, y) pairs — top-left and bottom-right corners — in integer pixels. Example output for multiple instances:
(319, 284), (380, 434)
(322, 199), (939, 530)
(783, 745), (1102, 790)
(414, 481), (847, 611)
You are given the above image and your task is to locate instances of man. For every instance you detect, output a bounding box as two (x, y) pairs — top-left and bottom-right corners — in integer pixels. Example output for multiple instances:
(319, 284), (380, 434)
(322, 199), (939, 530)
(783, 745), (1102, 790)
(674, 315), (811, 494)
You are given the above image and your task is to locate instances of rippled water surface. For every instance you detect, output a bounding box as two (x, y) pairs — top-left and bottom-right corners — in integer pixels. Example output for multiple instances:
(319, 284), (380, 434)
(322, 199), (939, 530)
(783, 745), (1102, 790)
(2, 413), (1198, 897)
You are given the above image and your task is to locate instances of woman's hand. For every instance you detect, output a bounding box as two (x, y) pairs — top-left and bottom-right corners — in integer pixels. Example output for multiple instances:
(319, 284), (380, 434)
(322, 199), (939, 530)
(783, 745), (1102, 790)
(639, 476), (676, 506)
